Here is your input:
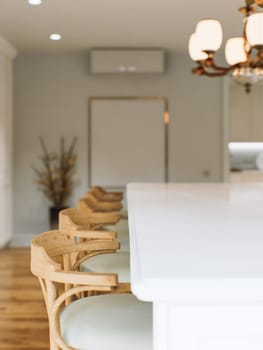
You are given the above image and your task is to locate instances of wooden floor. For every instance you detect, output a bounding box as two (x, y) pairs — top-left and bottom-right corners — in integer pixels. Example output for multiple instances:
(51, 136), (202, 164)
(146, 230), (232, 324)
(0, 248), (49, 350)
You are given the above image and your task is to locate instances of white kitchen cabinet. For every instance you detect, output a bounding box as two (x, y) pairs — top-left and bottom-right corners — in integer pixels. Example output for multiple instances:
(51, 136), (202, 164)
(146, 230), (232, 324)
(0, 37), (17, 247)
(251, 87), (263, 140)
(229, 84), (263, 141)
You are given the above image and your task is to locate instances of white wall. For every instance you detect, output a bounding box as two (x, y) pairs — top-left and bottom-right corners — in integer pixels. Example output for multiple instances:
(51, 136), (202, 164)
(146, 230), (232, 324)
(13, 51), (224, 238)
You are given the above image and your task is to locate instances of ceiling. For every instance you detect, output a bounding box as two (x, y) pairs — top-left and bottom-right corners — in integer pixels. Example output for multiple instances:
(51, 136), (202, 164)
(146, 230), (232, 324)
(0, 0), (256, 53)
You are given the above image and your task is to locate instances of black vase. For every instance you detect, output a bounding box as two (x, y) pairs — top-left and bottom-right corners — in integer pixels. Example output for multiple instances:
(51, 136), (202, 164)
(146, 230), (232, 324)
(49, 206), (67, 229)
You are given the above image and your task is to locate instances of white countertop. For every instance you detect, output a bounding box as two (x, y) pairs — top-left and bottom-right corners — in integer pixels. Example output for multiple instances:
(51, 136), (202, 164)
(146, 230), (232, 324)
(127, 183), (263, 302)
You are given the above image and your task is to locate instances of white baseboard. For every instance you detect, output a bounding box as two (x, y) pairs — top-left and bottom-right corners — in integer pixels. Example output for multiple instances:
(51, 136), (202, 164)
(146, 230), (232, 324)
(10, 233), (35, 247)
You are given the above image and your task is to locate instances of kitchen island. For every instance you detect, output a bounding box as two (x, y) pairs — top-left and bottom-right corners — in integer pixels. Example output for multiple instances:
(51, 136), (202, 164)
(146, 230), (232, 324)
(127, 183), (263, 350)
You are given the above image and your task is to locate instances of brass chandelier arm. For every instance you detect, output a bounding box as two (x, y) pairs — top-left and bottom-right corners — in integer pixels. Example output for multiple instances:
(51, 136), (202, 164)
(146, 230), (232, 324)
(247, 0), (263, 7)
(201, 70), (232, 77)
(192, 57), (238, 77)
(254, 0), (263, 7)
(192, 64), (234, 77)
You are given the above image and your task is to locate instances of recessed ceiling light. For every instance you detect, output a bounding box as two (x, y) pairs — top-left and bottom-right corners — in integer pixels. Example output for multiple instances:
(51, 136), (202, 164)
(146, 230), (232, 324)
(49, 34), (62, 41)
(28, 0), (42, 5)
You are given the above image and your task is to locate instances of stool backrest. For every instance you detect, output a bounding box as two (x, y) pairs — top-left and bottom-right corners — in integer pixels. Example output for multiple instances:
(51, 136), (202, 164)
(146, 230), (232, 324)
(31, 230), (118, 350)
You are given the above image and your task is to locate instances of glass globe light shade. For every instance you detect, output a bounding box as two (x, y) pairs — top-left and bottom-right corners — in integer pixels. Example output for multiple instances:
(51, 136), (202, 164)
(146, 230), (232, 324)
(188, 33), (208, 61)
(232, 67), (263, 85)
(225, 37), (247, 65)
(195, 19), (223, 52)
(246, 13), (263, 47)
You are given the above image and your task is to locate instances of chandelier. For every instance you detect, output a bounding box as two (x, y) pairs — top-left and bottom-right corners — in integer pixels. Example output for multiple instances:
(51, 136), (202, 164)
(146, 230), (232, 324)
(188, 0), (263, 93)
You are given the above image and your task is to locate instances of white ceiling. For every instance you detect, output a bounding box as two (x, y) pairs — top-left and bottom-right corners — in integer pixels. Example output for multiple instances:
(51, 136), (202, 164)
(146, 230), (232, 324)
(0, 0), (255, 53)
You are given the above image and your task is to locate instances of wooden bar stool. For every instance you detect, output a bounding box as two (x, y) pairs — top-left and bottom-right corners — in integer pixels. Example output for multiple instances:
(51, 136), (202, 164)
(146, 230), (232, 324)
(59, 207), (120, 231)
(59, 208), (130, 282)
(85, 192), (123, 212)
(90, 186), (124, 201)
(77, 200), (129, 251)
(78, 196), (128, 222)
(59, 208), (129, 252)
(31, 231), (152, 350)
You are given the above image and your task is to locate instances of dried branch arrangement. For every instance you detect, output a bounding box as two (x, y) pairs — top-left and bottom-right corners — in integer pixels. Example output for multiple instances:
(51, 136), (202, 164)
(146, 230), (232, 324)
(32, 137), (77, 207)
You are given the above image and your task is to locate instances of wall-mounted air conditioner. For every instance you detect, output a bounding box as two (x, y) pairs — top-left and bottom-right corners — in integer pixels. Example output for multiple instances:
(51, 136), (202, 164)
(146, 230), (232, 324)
(90, 49), (165, 74)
